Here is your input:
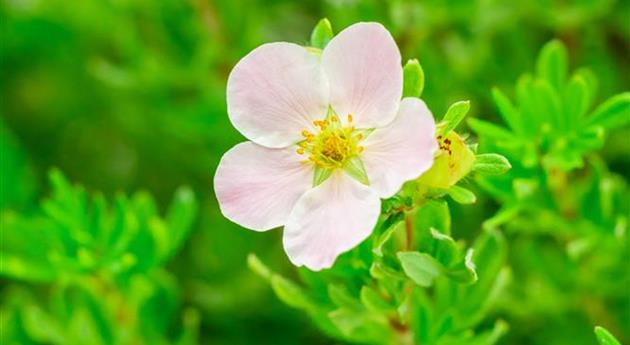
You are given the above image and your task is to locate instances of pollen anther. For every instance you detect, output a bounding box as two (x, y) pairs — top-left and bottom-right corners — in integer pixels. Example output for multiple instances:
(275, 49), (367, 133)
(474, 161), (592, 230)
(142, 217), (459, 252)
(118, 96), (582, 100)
(296, 111), (366, 169)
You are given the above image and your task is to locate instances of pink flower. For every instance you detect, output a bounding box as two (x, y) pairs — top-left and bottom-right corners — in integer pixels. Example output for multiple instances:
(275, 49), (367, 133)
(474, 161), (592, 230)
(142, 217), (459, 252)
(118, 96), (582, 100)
(214, 22), (437, 270)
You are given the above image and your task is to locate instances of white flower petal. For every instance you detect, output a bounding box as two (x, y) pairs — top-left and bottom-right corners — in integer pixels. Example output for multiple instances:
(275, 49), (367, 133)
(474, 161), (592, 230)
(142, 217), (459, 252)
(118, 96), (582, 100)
(227, 42), (329, 148)
(214, 142), (313, 231)
(361, 97), (438, 198)
(283, 172), (380, 270)
(322, 22), (402, 128)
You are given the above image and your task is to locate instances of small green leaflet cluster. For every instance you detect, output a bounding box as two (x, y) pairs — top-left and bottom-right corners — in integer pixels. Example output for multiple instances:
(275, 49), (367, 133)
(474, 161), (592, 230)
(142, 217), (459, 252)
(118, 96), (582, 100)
(471, 40), (629, 344)
(249, 204), (509, 345)
(247, 19), (512, 345)
(469, 40), (630, 172)
(473, 39), (629, 242)
(1, 169), (199, 345)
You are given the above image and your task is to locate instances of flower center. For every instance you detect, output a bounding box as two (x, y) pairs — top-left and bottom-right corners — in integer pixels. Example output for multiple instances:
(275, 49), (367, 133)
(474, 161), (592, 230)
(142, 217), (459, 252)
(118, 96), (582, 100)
(297, 113), (365, 169)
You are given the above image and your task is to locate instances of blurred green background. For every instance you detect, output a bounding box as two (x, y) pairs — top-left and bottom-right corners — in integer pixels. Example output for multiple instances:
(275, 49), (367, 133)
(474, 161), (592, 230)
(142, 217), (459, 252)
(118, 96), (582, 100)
(1, 0), (629, 344)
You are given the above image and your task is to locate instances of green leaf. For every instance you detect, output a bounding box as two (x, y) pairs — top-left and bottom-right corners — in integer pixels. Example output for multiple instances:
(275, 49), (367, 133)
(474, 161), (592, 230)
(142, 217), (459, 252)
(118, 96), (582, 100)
(68, 285), (113, 345)
(575, 67), (598, 101)
(343, 156), (369, 185)
(584, 92), (630, 130)
(176, 308), (201, 345)
(411, 292), (433, 344)
(44, 170), (91, 246)
(473, 154), (512, 175)
(360, 286), (392, 312)
(563, 74), (590, 123)
(313, 166), (333, 187)
(491, 88), (521, 133)
(536, 39), (567, 91)
(439, 101), (470, 136)
(482, 205), (521, 230)
(414, 199), (451, 235)
(370, 261), (406, 281)
(472, 229), (507, 287)
(21, 303), (65, 344)
(0, 214), (59, 282)
(49, 168), (73, 199)
(310, 18), (333, 49)
(429, 228), (458, 267)
(327, 308), (363, 338)
(403, 59), (425, 98)
(447, 185), (476, 204)
(397, 252), (443, 287)
(373, 213), (405, 256)
(165, 186), (197, 241)
(533, 79), (563, 130)
(327, 308), (391, 342)
(328, 284), (362, 310)
(247, 253), (272, 280)
(127, 194), (162, 270)
(575, 126), (605, 151)
(522, 143), (539, 168)
(454, 229), (508, 329)
(166, 186), (197, 256)
(68, 307), (106, 345)
(516, 74), (545, 135)
(464, 320), (509, 345)
(270, 275), (312, 310)
(108, 196), (139, 259)
(468, 118), (515, 142)
(134, 273), (178, 342)
(594, 326), (621, 345)
(445, 249), (478, 284)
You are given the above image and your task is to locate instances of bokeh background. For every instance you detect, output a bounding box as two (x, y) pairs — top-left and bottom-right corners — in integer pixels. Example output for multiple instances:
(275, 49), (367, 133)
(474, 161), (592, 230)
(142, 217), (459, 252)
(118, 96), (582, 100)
(1, 0), (629, 344)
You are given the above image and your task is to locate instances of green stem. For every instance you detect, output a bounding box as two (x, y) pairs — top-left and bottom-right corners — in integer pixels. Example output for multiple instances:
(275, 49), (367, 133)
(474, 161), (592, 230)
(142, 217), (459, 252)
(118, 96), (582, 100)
(405, 212), (414, 250)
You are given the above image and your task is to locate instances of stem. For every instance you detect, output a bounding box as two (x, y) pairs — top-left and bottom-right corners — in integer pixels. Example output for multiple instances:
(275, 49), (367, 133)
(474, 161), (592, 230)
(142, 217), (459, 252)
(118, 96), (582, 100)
(390, 281), (416, 345)
(404, 212), (414, 250)
(390, 318), (413, 345)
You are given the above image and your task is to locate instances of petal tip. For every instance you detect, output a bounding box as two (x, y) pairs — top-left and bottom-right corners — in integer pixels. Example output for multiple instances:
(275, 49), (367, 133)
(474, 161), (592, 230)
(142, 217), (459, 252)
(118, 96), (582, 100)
(214, 142), (312, 232)
(226, 42), (329, 148)
(282, 175), (380, 271)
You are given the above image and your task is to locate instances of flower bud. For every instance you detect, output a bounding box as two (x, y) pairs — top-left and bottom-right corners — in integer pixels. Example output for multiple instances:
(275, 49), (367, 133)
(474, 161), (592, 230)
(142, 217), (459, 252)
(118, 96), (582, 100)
(416, 131), (475, 190)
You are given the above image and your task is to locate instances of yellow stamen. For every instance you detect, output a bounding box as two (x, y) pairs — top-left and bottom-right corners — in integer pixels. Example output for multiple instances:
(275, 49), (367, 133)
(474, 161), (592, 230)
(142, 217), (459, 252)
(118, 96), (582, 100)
(296, 111), (367, 169)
